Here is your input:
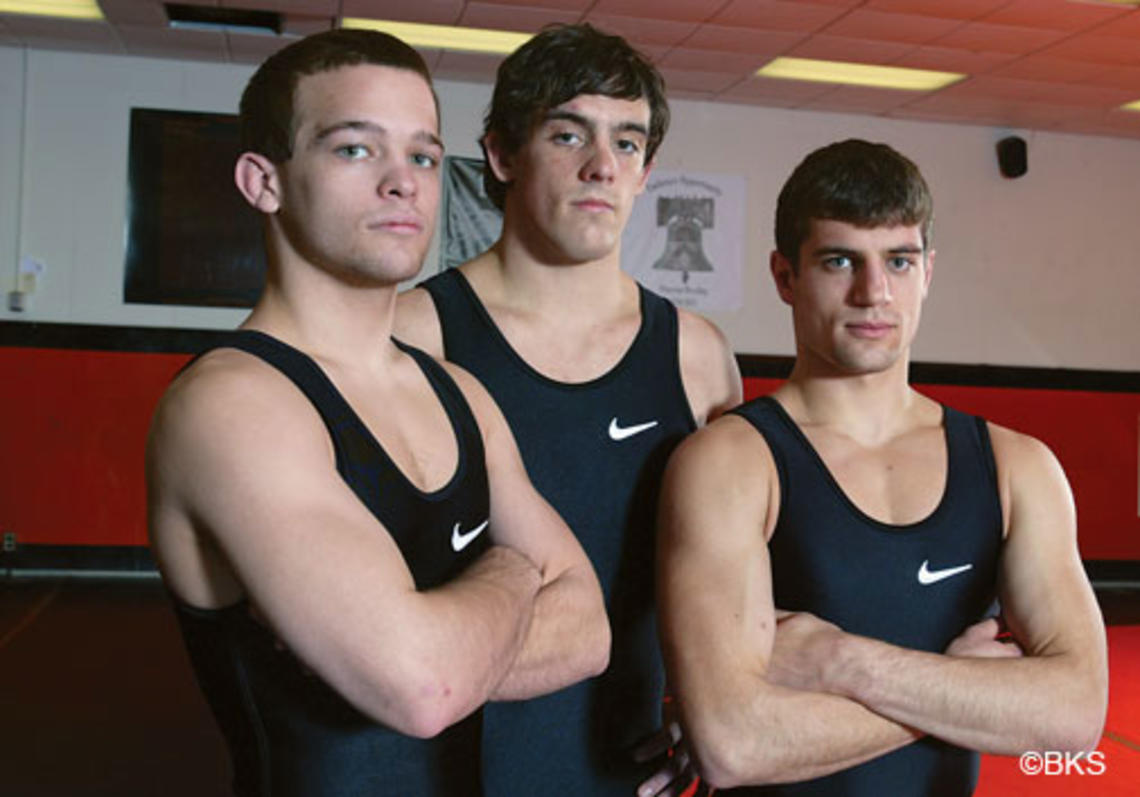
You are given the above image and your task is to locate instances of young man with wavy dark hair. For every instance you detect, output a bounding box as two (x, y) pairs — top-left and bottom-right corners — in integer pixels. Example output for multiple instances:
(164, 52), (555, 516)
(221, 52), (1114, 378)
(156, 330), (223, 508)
(396, 22), (740, 797)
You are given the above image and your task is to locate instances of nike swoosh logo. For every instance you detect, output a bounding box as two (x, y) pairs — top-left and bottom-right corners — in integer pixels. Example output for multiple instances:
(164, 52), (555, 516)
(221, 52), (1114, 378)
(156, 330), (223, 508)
(451, 520), (489, 553)
(917, 560), (973, 585)
(608, 417), (659, 441)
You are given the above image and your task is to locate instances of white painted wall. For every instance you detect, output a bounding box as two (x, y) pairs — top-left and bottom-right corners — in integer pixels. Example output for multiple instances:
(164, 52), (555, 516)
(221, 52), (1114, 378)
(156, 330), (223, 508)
(2, 46), (1138, 372)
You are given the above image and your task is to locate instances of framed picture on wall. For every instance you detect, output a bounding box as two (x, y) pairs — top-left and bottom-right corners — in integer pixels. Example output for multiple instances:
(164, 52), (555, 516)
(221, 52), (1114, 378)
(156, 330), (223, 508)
(439, 155), (502, 271)
(123, 108), (266, 308)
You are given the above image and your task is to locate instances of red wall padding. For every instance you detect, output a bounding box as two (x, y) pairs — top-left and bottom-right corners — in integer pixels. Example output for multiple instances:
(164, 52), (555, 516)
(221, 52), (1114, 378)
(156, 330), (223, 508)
(1, 347), (191, 547)
(2, 351), (1136, 559)
(743, 377), (1140, 560)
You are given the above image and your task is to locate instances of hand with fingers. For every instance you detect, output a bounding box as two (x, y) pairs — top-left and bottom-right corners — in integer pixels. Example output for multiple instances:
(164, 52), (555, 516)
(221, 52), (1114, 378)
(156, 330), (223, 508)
(634, 709), (714, 796)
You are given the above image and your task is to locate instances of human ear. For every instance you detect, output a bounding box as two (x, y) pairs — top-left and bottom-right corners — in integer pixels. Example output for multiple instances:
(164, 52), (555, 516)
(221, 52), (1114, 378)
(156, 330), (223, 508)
(482, 132), (514, 185)
(770, 250), (797, 306)
(234, 152), (281, 214)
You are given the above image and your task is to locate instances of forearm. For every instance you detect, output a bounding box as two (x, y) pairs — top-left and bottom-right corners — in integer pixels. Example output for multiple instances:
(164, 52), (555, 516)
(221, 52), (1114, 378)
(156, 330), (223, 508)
(489, 562), (610, 700)
(397, 545), (542, 733)
(826, 634), (1104, 754)
(682, 677), (920, 788)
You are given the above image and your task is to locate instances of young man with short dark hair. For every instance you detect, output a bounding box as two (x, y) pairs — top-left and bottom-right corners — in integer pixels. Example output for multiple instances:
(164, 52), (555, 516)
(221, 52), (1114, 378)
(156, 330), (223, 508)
(148, 29), (608, 797)
(658, 139), (1107, 796)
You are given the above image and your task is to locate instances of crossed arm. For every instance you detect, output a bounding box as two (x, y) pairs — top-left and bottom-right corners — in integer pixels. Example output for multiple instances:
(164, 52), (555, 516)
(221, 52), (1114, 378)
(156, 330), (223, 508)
(657, 417), (1107, 790)
(148, 348), (606, 738)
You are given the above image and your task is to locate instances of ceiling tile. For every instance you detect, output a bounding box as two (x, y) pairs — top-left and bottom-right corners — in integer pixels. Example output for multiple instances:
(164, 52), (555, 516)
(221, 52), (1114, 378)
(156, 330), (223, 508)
(476, 0), (592, 7)
(98, 0), (168, 27)
(433, 48), (506, 81)
(1031, 81), (1139, 108)
(681, 24), (804, 55)
(981, 0), (1129, 31)
(226, 31), (291, 64)
(1093, 9), (1140, 37)
(0, 16), (121, 48)
(787, 33), (913, 63)
(661, 46), (769, 74)
(657, 67), (742, 95)
(709, 0), (852, 32)
(1080, 65), (1140, 91)
(118, 23), (229, 60)
(892, 44), (1014, 75)
(459, 2), (578, 31)
(933, 22), (1069, 55)
(719, 74), (835, 105)
(221, 0), (338, 14)
(583, 12), (698, 47)
(864, 0), (1007, 21)
(935, 75), (1052, 102)
(590, 0), (718, 24)
(1042, 34), (1140, 67)
(822, 9), (964, 45)
(990, 54), (1109, 84)
(798, 84), (923, 114)
(339, 0), (464, 25)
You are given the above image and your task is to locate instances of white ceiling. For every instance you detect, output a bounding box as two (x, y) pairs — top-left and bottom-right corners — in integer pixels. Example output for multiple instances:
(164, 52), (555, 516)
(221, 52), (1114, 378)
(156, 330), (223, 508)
(5, 0), (1140, 140)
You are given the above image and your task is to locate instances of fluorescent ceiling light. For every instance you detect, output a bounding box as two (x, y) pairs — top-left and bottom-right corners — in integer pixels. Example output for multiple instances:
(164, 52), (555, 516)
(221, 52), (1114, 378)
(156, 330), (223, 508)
(1121, 99), (1140, 112)
(0, 0), (103, 19)
(341, 18), (530, 55)
(757, 57), (964, 91)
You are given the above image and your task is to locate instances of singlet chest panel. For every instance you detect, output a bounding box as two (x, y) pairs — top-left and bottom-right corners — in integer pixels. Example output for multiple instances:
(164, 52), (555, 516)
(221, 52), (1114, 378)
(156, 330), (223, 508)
(725, 396), (1004, 797)
(736, 396), (1002, 653)
(170, 331), (491, 797)
(798, 422), (949, 526)
(419, 268), (696, 793)
(226, 331), (491, 590)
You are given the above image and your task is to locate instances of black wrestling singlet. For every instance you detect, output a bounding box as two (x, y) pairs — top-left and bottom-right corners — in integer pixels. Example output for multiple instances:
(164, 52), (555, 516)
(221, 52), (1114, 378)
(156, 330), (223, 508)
(727, 396), (1004, 797)
(170, 330), (491, 797)
(418, 269), (696, 796)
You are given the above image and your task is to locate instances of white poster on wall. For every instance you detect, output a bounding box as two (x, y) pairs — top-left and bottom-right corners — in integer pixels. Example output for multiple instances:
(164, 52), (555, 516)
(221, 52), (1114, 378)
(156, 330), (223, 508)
(620, 170), (746, 313)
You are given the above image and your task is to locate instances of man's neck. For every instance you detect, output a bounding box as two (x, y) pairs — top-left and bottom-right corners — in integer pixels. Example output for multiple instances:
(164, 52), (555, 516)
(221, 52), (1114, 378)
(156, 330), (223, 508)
(468, 242), (634, 322)
(244, 262), (402, 372)
(777, 357), (928, 445)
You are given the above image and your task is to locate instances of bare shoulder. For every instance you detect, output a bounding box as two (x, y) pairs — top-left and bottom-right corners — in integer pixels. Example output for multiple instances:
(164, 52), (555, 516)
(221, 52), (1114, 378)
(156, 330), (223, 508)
(665, 412), (776, 510)
(149, 348), (331, 503)
(985, 420), (1068, 484)
(676, 307), (743, 425)
(393, 286), (443, 357)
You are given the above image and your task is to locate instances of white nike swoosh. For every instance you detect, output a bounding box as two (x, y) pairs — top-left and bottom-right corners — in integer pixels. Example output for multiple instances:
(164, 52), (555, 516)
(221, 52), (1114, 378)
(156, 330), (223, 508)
(917, 560), (973, 585)
(451, 520), (489, 553)
(608, 417), (659, 441)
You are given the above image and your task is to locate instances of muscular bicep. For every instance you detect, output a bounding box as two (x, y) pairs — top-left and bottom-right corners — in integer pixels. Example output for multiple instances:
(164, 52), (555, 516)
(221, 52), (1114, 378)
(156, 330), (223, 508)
(992, 427), (1104, 659)
(148, 356), (492, 735)
(657, 419), (778, 729)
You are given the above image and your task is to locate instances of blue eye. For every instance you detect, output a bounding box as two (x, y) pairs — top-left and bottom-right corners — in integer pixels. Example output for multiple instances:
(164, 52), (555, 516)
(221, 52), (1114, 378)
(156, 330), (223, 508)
(822, 255), (853, 270)
(888, 256), (917, 271)
(411, 152), (439, 169)
(335, 143), (369, 160)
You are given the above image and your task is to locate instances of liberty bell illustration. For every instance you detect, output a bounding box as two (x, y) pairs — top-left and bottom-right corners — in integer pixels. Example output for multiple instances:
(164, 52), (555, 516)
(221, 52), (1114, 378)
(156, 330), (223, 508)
(653, 196), (715, 284)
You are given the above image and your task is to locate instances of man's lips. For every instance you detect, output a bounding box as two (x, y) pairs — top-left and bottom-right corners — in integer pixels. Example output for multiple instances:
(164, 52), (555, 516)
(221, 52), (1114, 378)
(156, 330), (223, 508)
(845, 321), (896, 338)
(368, 216), (423, 234)
(572, 197), (615, 212)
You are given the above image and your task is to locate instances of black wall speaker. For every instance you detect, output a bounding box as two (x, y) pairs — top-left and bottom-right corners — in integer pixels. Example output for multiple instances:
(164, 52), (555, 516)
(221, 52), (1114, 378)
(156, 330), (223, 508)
(996, 136), (1028, 179)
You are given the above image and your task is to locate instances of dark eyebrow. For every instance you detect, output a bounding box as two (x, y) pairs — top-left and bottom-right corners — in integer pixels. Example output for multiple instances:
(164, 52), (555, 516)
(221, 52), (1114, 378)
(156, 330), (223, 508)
(812, 245), (924, 258)
(541, 110), (649, 138)
(311, 120), (444, 151)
